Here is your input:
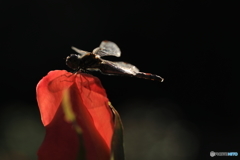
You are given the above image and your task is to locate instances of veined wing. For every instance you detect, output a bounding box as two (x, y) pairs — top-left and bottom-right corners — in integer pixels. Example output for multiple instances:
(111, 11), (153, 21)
(71, 46), (90, 57)
(93, 59), (164, 82)
(93, 41), (121, 57)
(98, 59), (139, 75)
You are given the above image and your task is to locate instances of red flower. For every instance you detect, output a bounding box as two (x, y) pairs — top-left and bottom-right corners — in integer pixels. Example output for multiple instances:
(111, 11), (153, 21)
(36, 70), (123, 160)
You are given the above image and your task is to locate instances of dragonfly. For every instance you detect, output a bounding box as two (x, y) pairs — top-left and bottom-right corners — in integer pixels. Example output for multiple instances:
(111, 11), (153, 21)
(66, 41), (164, 82)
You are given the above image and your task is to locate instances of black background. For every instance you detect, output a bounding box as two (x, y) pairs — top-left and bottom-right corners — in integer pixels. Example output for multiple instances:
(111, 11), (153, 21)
(0, 0), (234, 160)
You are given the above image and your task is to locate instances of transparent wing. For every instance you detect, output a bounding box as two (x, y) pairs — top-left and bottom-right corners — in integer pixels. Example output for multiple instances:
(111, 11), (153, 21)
(93, 41), (121, 57)
(85, 58), (164, 82)
(71, 46), (90, 57)
(98, 60), (139, 75)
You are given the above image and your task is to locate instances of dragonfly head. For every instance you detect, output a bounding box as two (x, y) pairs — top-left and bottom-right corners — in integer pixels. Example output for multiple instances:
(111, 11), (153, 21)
(66, 54), (81, 70)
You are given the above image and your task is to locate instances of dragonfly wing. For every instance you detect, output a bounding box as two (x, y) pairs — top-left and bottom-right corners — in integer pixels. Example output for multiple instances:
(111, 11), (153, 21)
(71, 46), (90, 57)
(96, 60), (164, 82)
(93, 41), (121, 57)
(97, 60), (139, 76)
(135, 72), (164, 82)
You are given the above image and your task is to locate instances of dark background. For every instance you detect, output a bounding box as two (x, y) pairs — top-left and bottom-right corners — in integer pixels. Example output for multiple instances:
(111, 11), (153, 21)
(0, 0), (234, 160)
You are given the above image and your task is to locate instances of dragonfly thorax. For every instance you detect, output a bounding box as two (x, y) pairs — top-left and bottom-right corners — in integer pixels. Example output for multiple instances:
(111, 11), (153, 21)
(66, 53), (101, 72)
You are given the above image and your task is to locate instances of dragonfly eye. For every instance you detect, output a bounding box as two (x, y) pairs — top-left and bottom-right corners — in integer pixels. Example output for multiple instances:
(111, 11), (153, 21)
(66, 54), (80, 70)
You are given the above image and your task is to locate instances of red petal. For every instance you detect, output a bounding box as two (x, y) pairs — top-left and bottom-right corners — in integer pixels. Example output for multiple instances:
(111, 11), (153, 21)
(73, 73), (114, 149)
(36, 70), (114, 160)
(36, 70), (74, 126)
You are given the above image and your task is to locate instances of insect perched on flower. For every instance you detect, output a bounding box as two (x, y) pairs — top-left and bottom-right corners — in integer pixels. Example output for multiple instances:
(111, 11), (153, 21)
(36, 41), (163, 160)
(67, 40), (164, 82)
